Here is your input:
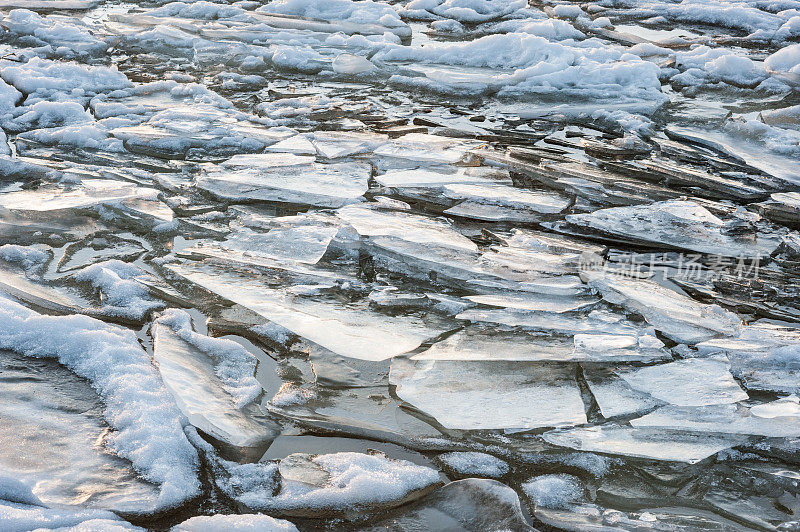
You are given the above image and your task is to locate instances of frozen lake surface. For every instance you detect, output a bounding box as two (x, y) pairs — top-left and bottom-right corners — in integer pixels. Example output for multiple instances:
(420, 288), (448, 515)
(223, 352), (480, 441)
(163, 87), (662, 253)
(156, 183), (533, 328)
(1, 0), (800, 530)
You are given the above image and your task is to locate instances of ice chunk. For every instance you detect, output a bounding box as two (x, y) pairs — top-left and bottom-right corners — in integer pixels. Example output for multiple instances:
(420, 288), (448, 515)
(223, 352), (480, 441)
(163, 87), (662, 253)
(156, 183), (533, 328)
(522, 474), (585, 510)
(266, 385), (444, 444)
(338, 203), (478, 252)
(582, 365), (663, 419)
(464, 292), (598, 313)
(0, 295), (200, 509)
(413, 328), (669, 363)
(631, 397), (800, 438)
(582, 271), (742, 344)
(166, 261), (445, 361)
(621, 357), (747, 406)
(0, 350), (161, 513)
(765, 44), (800, 86)
(443, 183), (570, 223)
(74, 260), (163, 321)
(184, 223), (338, 267)
(152, 314), (275, 458)
(0, 57), (131, 96)
(111, 107), (292, 159)
(196, 154), (370, 208)
(566, 200), (780, 258)
(542, 424), (748, 464)
(437, 452), (509, 478)
(172, 514), (298, 532)
(696, 322), (800, 394)
(390, 358), (587, 430)
(0, 498), (137, 532)
(226, 452), (441, 516)
(363, 478), (534, 531)
(373, 33), (664, 101)
(2, 9), (109, 58)
(257, 0), (409, 36)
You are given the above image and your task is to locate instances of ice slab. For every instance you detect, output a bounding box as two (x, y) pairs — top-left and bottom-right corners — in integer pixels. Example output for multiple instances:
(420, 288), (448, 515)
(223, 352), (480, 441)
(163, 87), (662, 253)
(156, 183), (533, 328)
(583, 271), (742, 344)
(196, 154), (370, 208)
(464, 292), (598, 313)
(413, 328), (669, 363)
(229, 452), (441, 517)
(0, 350), (161, 513)
(542, 424), (748, 464)
(363, 479), (534, 532)
(696, 322), (800, 394)
(152, 322), (275, 457)
(436, 453), (509, 478)
(184, 223), (338, 267)
(443, 183), (570, 223)
(266, 385), (444, 445)
(566, 200), (781, 258)
(390, 358), (587, 430)
(337, 203), (478, 252)
(166, 262), (445, 361)
(631, 396), (800, 438)
(620, 357), (747, 407)
(582, 365), (664, 419)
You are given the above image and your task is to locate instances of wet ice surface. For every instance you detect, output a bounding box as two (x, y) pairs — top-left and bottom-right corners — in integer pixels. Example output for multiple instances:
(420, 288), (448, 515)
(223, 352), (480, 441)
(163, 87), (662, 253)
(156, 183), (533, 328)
(1, 1), (800, 531)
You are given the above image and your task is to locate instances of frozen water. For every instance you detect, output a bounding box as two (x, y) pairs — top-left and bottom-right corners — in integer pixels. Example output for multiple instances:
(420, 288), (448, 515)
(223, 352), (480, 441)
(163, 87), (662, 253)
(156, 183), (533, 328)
(413, 327), (669, 363)
(390, 358), (587, 430)
(621, 357), (748, 406)
(172, 514), (298, 532)
(0, 295), (200, 509)
(223, 451), (441, 516)
(196, 154), (370, 208)
(152, 316), (275, 456)
(696, 322), (800, 394)
(567, 200), (781, 258)
(0, 350), (161, 513)
(437, 452), (509, 478)
(363, 478), (534, 531)
(583, 271), (742, 344)
(166, 261), (446, 361)
(1, 0), (800, 527)
(582, 365), (664, 418)
(542, 424), (748, 464)
(631, 396), (800, 437)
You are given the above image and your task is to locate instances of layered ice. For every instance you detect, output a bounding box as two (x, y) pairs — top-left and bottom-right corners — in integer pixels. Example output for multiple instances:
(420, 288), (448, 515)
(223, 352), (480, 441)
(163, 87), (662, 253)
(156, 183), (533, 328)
(0, 294), (199, 509)
(583, 271), (742, 344)
(390, 358), (588, 430)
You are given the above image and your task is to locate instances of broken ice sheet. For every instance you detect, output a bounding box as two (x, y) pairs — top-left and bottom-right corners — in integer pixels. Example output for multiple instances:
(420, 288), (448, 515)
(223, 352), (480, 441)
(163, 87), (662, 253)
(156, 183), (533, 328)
(390, 358), (587, 430)
(696, 321), (800, 394)
(413, 327), (669, 363)
(630, 396), (800, 438)
(165, 261), (446, 361)
(266, 385), (445, 445)
(583, 271), (742, 344)
(464, 291), (599, 313)
(582, 365), (664, 419)
(337, 203), (478, 252)
(363, 478), (534, 532)
(542, 424), (749, 464)
(620, 357), (747, 407)
(195, 153), (370, 208)
(183, 222), (339, 268)
(0, 350), (160, 513)
(565, 200), (782, 258)
(443, 183), (571, 223)
(152, 319), (275, 460)
(221, 452), (441, 517)
(0, 178), (173, 233)
(111, 106), (293, 160)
